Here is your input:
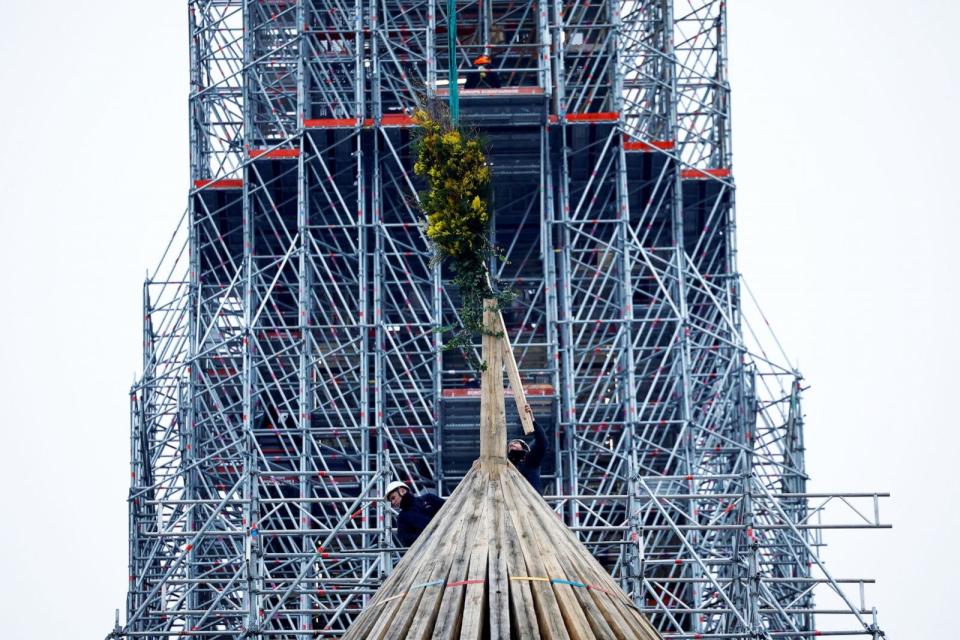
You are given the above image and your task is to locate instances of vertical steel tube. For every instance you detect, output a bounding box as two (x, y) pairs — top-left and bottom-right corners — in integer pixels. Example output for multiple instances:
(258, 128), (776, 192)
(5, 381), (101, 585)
(240, 3), (261, 633)
(664, 1), (705, 629)
(610, 0), (643, 596)
(370, 0), (390, 579)
(296, 4), (311, 633)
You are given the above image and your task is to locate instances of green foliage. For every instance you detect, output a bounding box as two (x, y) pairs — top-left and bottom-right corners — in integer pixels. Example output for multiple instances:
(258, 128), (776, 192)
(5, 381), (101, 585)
(413, 107), (491, 261)
(412, 104), (514, 373)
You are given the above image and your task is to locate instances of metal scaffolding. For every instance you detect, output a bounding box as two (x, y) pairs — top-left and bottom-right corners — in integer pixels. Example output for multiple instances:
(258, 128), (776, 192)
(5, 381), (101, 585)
(116, 1), (889, 638)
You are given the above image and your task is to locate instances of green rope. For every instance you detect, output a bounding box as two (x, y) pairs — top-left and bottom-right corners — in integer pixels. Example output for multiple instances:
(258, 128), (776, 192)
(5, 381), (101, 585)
(447, 0), (459, 125)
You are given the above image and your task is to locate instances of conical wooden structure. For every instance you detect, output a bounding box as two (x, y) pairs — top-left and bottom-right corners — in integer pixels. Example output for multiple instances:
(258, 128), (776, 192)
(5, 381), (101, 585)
(343, 302), (661, 640)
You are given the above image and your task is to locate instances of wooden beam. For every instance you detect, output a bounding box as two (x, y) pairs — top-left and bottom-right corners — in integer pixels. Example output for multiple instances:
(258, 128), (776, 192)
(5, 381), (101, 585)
(500, 492), (541, 638)
(481, 275), (534, 435)
(502, 475), (594, 640)
(501, 334), (534, 435)
(480, 300), (507, 459)
(423, 475), (488, 640)
(459, 500), (491, 639)
(351, 472), (480, 640)
(487, 478), (510, 639)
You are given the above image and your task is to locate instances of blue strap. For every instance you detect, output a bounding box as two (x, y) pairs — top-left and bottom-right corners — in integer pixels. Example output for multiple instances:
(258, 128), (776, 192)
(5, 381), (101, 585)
(551, 578), (586, 588)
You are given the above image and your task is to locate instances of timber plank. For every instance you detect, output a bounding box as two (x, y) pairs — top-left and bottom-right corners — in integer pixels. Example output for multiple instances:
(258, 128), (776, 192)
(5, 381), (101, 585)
(427, 473), (489, 640)
(369, 463), (478, 601)
(458, 495), (491, 640)
(381, 519), (463, 640)
(500, 469), (596, 640)
(505, 470), (635, 639)
(349, 472), (479, 640)
(510, 466), (627, 598)
(501, 337), (534, 435)
(501, 490), (541, 638)
(487, 478), (510, 640)
(507, 470), (658, 638)
(500, 470), (572, 640)
(391, 474), (490, 640)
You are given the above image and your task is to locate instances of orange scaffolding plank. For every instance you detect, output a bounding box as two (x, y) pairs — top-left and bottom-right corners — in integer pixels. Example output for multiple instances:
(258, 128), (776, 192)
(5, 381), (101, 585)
(249, 148), (301, 159)
(304, 117), (357, 128)
(304, 114), (416, 128)
(193, 178), (243, 189)
(563, 111), (619, 123)
(680, 167), (731, 179)
(623, 139), (675, 152)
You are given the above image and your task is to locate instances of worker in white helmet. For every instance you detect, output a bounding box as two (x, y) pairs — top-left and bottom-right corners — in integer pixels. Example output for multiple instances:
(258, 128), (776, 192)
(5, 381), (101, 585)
(384, 480), (445, 547)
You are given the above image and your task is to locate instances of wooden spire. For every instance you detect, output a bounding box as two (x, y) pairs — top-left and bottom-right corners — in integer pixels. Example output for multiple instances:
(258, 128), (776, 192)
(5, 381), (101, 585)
(343, 300), (662, 640)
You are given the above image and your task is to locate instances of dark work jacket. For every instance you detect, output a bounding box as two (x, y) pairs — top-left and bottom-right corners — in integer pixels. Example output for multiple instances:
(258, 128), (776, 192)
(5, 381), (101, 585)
(512, 419), (548, 494)
(396, 492), (445, 547)
(464, 68), (502, 90)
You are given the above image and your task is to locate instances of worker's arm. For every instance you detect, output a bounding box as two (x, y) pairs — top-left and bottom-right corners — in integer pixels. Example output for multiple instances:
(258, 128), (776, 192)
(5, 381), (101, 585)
(423, 492), (446, 512)
(525, 418), (548, 467)
(395, 513), (417, 547)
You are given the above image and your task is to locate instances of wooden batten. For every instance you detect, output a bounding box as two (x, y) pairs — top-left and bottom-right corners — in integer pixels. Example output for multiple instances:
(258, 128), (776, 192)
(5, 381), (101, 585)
(500, 323), (534, 435)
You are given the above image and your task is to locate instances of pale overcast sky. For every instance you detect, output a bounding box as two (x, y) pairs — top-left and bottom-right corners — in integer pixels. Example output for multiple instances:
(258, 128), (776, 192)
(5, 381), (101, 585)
(0, 2), (955, 638)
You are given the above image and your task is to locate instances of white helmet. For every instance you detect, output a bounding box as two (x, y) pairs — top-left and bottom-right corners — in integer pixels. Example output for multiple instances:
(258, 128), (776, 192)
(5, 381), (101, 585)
(384, 480), (408, 501)
(509, 438), (531, 453)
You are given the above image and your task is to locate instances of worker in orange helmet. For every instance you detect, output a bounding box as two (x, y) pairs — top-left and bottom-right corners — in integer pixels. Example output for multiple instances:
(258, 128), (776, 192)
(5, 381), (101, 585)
(465, 53), (501, 89)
